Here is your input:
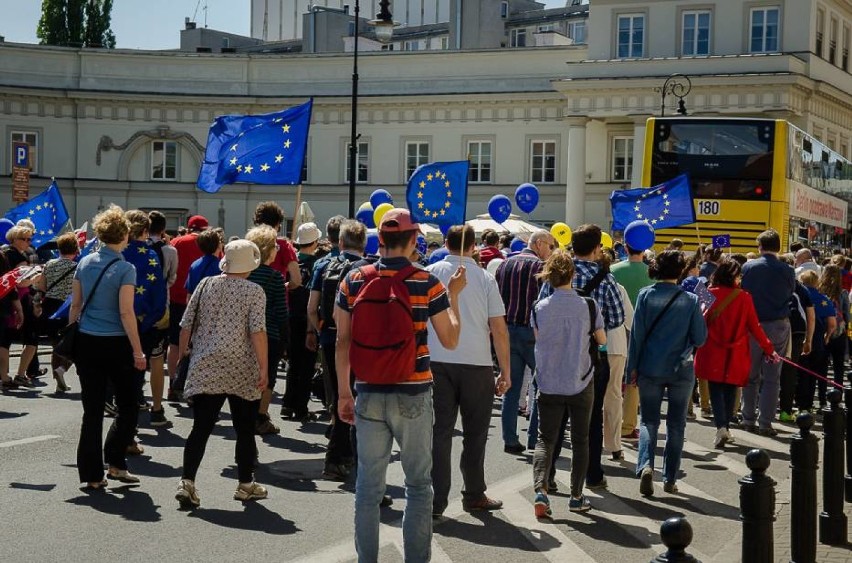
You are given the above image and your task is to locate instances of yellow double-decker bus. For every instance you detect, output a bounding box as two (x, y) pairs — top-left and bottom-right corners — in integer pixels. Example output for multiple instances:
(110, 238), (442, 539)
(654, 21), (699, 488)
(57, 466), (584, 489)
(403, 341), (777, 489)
(641, 117), (852, 253)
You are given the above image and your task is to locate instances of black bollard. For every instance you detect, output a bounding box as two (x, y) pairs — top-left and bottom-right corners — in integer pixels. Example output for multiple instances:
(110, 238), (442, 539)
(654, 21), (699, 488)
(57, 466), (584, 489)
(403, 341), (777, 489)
(820, 389), (848, 545)
(649, 516), (701, 563)
(739, 449), (776, 563)
(790, 412), (819, 563)
(845, 385), (852, 503)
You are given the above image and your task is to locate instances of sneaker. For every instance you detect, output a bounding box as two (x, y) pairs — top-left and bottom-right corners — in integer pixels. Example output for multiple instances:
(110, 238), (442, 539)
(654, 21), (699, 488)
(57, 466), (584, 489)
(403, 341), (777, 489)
(663, 481), (679, 494)
(639, 466), (654, 497)
(701, 407), (713, 417)
(104, 401), (118, 417)
(568, 495), (592, 513)
(138, 401), (151, 411)
(234, 482), (268, 501)
(714, 427), (728, 449)
(13, 375), (34, 388)
(725, 428), (735, 443)
(462, 496), (503, 512)
(150, 408), (173, 429)
(740, 422), (757, 433)
(322, 463), (350, 482)
(686, 408), (696, 420)
(534, 492), (552, 520)
(758, 426), (778, 437)
(1, 378), (20, 390)
(255, 414), (280, 435)
(621, 429), (640, 442)
(175, 479), (200, 509)
(779, 411), (796, 423)
(586, 477), (608, 490)
(504, 443), (526, 455)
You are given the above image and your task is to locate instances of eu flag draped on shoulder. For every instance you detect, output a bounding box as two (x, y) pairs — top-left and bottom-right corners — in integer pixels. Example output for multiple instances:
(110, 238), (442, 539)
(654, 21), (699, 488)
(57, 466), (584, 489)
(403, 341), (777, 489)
(406, 161), (469, 229)
(5, 180), (71, 248)
(197, 99), (313, 193)
(609, 173), (695, 232)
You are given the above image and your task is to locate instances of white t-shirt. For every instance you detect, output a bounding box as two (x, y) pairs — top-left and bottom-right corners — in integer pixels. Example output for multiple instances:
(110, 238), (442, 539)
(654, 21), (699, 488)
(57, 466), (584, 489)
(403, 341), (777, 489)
(427, 255), (506, 366)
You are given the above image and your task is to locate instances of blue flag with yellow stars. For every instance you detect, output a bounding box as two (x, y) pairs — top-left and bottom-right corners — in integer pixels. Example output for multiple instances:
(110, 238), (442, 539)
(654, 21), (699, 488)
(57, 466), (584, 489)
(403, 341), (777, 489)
(122, 240), (167, 333)
(406, 161), (469, 228)
(197, 99), (313, 193)
(5, 181), (70, 248)
(609, 173), (695, 232)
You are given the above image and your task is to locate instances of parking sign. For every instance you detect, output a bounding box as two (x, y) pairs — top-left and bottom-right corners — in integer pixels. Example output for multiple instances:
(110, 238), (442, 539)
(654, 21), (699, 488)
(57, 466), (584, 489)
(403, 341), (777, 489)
(14, 142), (29, 168)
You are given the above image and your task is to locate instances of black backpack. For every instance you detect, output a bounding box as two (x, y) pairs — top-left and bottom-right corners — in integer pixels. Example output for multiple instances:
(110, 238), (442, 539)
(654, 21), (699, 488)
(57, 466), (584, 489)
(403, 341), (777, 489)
(149, 239), (167, 267)
(288, 256), (316, 321)
(320, 255), (355, 331)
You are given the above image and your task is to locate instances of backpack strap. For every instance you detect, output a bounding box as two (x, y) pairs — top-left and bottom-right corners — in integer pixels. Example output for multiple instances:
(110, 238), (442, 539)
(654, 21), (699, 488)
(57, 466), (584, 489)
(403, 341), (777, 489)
(393, 264), (419, 283)
(579, 268), (607, 297)
(706, 289), (741, 325)
(580, 297), (598, 382)
(359, 264), (379, 282)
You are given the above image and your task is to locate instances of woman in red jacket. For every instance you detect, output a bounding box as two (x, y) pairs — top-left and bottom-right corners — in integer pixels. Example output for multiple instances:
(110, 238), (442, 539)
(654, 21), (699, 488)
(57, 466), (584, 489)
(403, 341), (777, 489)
(694, 257), (778, 448)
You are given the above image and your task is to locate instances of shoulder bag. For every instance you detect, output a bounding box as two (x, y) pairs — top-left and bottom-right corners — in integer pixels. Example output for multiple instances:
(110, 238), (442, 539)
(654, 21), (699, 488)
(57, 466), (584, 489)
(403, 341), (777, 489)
(54, 258), (120, 362)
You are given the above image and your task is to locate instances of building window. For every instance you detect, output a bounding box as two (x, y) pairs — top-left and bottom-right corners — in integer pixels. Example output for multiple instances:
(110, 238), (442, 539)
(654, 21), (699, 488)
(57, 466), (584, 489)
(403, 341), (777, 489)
(617, 14), (644, 58)
(10, 131), (38, 173)
(348, 21), (356, 37)
(538, 24), (553, 33)
(843, 25), (850, 71)
(403, 40), (420, 51)
(345, 142), (369, 184)
(816, 8), (824, 57)
(510, 28), (526, 47)
(405, 142), (430, 180)
(829, 17), (838, 64)
(682, 10), (711, 56)
(530, 140), (556, 183)
(440, 36), (449, 50)
(500, 1), (509, 18)
(567, 21), (586, 44)
(467, 141), (492, 184)
(611, 137), (634, 182)
(381, 43), (394, 51)
(151, 140), (177, 180)
(749, 6), (780, 53)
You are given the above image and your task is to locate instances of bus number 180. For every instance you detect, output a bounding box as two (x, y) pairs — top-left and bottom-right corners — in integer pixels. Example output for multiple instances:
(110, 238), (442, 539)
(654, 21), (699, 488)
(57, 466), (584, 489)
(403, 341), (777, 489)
(696, 200), (721, 216)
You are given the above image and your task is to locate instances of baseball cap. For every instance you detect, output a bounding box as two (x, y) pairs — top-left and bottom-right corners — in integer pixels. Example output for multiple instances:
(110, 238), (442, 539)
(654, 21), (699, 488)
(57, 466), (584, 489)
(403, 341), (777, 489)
(379, 208), (420, 232)
(187, 215), (209, 231)
(294, 222), (322, 245)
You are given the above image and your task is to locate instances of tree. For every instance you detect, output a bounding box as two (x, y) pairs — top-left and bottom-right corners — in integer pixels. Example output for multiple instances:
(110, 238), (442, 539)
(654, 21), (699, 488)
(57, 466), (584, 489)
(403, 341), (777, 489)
(36, 0), (115, 49)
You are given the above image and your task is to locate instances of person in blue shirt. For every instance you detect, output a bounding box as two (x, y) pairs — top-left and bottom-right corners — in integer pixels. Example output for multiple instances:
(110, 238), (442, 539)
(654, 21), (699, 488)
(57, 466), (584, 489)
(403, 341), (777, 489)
(797, 269), (836, 413)
(185, 230), (223, 296)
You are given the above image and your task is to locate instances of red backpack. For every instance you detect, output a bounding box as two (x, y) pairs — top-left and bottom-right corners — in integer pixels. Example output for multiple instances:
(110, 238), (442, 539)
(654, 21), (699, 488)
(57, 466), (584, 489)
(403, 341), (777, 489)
(349, 264), (417, 384)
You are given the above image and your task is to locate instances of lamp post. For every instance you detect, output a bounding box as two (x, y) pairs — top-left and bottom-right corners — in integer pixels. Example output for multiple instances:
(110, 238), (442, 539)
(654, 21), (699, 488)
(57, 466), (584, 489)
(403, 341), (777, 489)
(659, 73), (692, 117)
(348, 0), (397, 218)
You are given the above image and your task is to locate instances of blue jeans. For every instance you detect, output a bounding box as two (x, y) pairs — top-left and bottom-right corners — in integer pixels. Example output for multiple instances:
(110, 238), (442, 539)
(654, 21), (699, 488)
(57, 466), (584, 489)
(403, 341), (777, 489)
(504, 325), (536, 446)
(354, 389), (433, 563)
(636, 361), (694, 484)
(708, 381), (737, 429)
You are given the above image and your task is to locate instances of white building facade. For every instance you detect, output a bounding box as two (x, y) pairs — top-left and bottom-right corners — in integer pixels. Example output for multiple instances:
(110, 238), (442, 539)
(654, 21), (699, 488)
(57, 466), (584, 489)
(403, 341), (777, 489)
(1, 0), (851, 237)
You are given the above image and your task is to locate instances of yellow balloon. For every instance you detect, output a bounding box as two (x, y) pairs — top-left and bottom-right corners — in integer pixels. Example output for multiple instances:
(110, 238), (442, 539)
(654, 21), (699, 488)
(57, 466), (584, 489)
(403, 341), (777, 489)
(550, 222), (572, 246)
(601, 232), (613, 249)
(373, 203), (394, 228)
(359, 201), (372, 211)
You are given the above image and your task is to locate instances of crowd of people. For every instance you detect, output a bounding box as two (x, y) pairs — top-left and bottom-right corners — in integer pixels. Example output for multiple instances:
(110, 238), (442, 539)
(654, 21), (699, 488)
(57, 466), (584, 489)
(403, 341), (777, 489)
(3, 200), (851, 562)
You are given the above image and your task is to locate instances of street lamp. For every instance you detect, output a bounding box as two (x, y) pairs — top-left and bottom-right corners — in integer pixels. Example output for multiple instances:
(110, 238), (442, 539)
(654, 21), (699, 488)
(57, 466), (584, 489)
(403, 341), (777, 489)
(348, 0), (398, 218)
(659, 73), (692, 117)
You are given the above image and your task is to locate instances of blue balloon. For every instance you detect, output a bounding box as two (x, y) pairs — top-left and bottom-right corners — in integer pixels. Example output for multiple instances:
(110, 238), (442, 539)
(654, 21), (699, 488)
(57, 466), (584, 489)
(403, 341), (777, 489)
(429, 247), (449, 265)
(365, 232), (380, 255)
(356, 206), (375, 228)
(488, 194), (512, 224)
(416, 235), (427, 256)
(510, 237), (525, 253)
(514, 183), (539, 214)
(623, 220), (655, 252)
(369, 189), (393, 210)
(0, 218), (13, 243)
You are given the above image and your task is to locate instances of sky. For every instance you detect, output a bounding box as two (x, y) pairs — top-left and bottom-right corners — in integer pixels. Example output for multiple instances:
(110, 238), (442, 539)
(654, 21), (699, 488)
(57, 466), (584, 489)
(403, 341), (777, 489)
(0, 1), (571, 50)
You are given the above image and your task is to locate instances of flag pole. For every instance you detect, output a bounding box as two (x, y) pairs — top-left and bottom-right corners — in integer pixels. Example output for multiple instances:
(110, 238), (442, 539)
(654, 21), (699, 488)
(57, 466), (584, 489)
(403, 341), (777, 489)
(291, 184), (303, 240)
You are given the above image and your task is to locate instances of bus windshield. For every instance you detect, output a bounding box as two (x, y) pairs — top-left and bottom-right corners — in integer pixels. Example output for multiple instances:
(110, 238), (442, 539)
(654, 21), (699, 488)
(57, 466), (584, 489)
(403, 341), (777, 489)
(651, 120), (775, 200)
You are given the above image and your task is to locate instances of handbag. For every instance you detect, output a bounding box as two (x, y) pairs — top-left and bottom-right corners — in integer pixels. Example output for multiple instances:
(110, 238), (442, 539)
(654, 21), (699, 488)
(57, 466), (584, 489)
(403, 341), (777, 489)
(54, 258), (120, 362)
(173, 277), (210, 392)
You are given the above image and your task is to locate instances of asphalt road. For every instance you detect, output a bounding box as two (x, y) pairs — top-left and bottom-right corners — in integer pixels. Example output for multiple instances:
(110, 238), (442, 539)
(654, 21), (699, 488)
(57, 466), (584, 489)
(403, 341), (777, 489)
(1, 351), (850, 562)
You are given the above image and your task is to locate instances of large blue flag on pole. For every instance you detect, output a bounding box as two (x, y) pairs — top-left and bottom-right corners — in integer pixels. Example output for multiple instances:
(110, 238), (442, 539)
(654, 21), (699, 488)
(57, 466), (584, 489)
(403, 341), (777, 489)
(609, 174), (695, 232)
(5, 180), (70, 248)
(197, 99), (313, 193)
(406, 161), (469, 229)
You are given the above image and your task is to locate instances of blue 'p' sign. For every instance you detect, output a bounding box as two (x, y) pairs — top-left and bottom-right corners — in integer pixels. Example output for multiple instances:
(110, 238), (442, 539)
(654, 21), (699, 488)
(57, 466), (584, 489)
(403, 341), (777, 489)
(711, 234), (731, 249)
(14, 143), (29, 168)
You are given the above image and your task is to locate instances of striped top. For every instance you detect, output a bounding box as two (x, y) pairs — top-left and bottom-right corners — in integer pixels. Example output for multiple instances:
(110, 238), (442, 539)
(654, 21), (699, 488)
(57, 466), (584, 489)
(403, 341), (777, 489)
(248, 264), (288, 342)
(337, 256), (449, 391)
(495, 249), (544, 326)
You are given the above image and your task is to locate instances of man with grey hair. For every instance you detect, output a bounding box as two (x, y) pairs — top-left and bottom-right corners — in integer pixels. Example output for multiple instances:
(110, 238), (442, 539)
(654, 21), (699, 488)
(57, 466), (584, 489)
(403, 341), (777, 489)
(794, 248), (821, 277)
(495, 228), (555, 454)
(308, 219), (366, 480)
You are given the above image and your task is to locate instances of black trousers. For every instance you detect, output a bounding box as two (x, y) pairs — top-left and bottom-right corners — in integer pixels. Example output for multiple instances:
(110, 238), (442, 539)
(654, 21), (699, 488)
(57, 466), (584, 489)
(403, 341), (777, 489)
(431, 362), (494, 513)
(323, 341), (354, 465)
(182, 393), (260, 483)
(798, 349), (828, 411)
(283, 317), (317, 415)
(779, 334), (804, 413)
(585, 353), (609, 484)
(76, 333), (138, 483)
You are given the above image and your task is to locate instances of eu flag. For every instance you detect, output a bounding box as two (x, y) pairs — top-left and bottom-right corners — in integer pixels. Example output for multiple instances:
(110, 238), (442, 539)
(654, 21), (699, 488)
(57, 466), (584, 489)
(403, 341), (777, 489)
(5, 181), (70, 248)
(610, 174), (695, 232)
(406, 161), (469, 228)
(197, 99), (313, 193)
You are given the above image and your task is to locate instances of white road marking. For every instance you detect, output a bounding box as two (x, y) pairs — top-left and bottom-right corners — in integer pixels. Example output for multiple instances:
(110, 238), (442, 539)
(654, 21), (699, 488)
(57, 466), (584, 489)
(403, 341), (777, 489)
(0, 435), (60, 449)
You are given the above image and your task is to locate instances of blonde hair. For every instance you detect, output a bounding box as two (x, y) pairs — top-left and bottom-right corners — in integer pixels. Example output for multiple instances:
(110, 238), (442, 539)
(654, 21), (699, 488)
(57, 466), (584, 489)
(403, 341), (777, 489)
(537, 249), (575, 288)
(799, 270), (819, 288)
(124, 209), (150, 240)
(93, 205), (129, 245)
(245, 225), (278, 264)
(6, 225), (33, 244)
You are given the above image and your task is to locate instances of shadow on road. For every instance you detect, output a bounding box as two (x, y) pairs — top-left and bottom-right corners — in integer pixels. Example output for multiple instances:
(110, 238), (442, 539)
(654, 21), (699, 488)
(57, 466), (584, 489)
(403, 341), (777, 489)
(435, 511), (562, 552)
(65, 486), (162, 522)
(0, 411), (28, 419)
(188, 501), (300, 535)
(564, 511), (657, 549)
(9, 482), (56, 491)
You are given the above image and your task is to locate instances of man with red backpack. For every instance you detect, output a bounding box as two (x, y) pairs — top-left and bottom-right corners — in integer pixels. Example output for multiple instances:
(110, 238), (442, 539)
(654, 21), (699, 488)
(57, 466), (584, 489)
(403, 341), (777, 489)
(335, 208), (465, 563)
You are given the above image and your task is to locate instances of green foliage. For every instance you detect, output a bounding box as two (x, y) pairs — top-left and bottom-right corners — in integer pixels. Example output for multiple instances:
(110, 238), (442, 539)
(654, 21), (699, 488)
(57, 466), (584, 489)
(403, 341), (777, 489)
(36, 0), (116, 48)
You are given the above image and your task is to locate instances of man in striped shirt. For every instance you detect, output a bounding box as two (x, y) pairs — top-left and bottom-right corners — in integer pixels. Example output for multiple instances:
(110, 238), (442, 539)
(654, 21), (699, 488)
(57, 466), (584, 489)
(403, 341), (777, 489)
(495, 229), (556, 454)
(335, 208), (465, 563)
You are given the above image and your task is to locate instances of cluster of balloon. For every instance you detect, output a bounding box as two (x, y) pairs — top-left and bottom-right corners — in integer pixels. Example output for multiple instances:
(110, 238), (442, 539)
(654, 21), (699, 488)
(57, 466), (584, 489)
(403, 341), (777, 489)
(623, 220), (656, 251)
(356, 202), (375, 228)
(601, 232), (613, 249)
(0, 218), (14, 242)
(514, 183), (539, 214)
(550, 222), (572, 247)
(510, 237), (526, 253)
(356, 189), (396, 229)
(429, 247), (449, 265)
(365, 232), (380, 255)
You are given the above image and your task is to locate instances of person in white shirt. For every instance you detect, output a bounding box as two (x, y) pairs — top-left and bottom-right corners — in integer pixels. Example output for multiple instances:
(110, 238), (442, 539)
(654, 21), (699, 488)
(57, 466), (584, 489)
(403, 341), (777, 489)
(428, 224), (511, 518)
(794, 248), (822, 277)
